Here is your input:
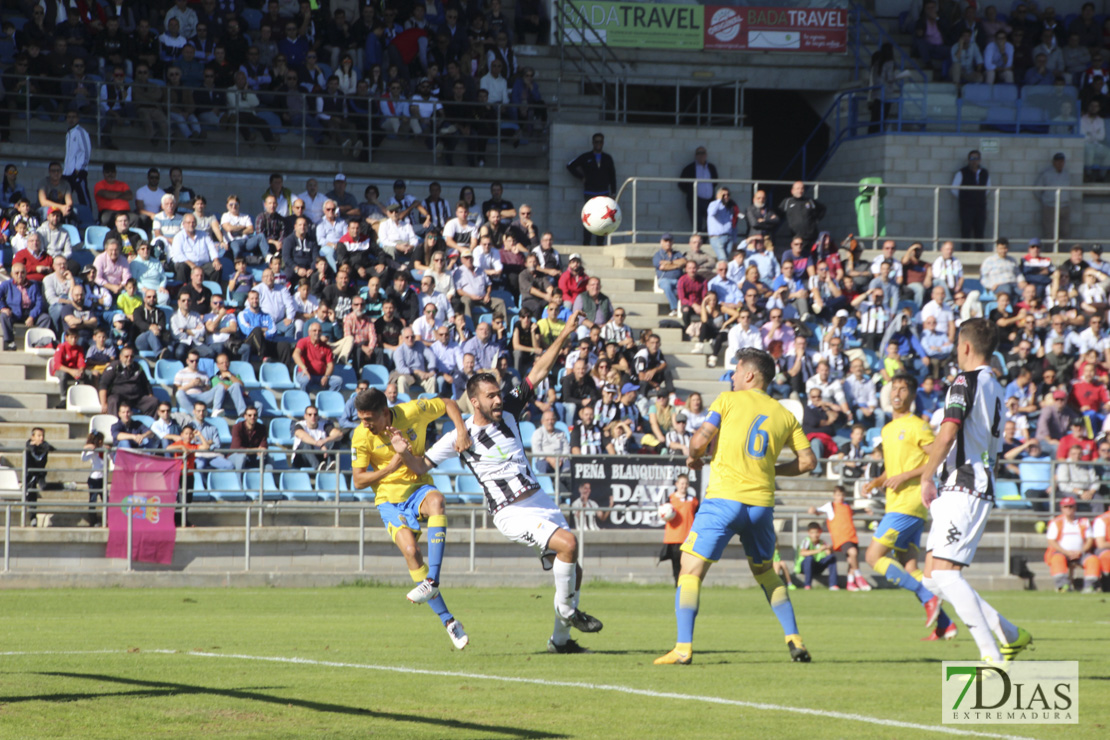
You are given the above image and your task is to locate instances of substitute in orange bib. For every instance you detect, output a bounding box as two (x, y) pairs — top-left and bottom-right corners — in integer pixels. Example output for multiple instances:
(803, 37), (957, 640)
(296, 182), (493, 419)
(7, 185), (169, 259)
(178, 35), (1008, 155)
(1044, 496), (1101, 593)
(809, 485), (869, 591)
(658, 473), (700, 585)
(1093, 509), (1110, 588)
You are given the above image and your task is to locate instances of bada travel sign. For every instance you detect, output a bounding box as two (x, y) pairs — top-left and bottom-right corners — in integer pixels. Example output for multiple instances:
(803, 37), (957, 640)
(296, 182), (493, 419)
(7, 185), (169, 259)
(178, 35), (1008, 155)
(565, 2), (847, 53)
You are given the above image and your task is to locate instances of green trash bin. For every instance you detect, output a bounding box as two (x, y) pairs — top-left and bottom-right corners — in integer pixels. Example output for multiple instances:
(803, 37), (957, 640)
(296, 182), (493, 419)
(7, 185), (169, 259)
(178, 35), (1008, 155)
(854, 177), (886, 238)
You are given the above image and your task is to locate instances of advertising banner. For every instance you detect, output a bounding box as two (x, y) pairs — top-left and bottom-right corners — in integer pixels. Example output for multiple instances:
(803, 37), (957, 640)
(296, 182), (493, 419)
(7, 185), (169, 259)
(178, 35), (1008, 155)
(568, 456), (703, 530)
(565, 1), (705, 49)
(704, 5), (849, 52)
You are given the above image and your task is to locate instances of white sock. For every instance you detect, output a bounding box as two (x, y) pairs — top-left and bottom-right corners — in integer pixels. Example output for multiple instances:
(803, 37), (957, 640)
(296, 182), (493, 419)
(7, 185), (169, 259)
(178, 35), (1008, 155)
(551, 558), (576, 645)
(933, 570), (1002, 661)
(974, 591), (1019, 644)
(552, 558), (577, 621)
(852, 569), (862, 577)
(922, 576), (941, 600)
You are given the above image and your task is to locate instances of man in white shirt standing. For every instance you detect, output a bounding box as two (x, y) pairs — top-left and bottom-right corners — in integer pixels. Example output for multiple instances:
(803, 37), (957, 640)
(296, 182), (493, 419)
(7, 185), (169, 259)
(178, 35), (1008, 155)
(297, 178), (328, 224)
(62, 109), (92, 209)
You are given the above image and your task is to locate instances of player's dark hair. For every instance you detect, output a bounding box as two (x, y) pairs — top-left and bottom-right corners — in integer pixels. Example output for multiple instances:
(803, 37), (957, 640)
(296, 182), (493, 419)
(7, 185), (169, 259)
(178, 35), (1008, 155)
(735, 348), (775, 389)
(807, 521), (822, 530)
(890, 372), (918, 395)
(959, 317), (999, 358)
(354, 388), (388, 414)
(466, 372), (500, 400)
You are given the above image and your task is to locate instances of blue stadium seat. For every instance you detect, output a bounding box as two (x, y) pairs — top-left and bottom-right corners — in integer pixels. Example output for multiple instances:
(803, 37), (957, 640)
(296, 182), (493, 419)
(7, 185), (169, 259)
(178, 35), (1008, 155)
(61, 224), (80, 246)
(203, 280), (223, 298)
(315, 390), (345, 419)
(244, 470), (282, 501)
(280, 390), (310, 417)
(994, 480), (1032, 509)
(281, 471), (316, 501)
(518, 421), (536, 448)
(191, 472), (214, 502)
(133, 414), (155, 429)
(432, 474), (454, 494)
(230, 361), (261, 388)
(155, 359), (184, 387)
(208, 416), (232, 445)
(84, 225), (109, 251)
(267, 417), (295, 446)
(866, 426), (882, 449)
(436, 456), (464, 474)
(333, 363), (358, 390)
(208, 471), (247, 502)
(317, 471), (356, 502)
(360, 365), (389, 385)
(249, 389), (281, 418)
(260, 363), (297, 390)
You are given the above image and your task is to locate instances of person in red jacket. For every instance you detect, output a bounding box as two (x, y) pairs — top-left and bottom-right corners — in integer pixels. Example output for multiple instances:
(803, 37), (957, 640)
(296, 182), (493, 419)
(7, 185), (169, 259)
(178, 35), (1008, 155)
(13, 231), (53, 283)
(51, 329), (87, 407)
(658, 473), (699, 584)
(1069, 362), (1110, 429)
(1057, 417), (1098, 461)
(558, 253), (588, 308)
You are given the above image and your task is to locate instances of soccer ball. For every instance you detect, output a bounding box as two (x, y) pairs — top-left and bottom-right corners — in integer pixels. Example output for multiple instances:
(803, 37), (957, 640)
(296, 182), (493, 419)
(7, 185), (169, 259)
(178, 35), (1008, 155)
(657, 503), (676, 522)
(581, 196), (622, 236)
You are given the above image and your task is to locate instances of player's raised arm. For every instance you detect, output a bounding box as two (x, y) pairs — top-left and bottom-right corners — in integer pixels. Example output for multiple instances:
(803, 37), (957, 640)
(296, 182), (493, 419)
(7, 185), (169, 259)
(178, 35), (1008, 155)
(527, 310), (583, 388)
(442, 398), (471, 453)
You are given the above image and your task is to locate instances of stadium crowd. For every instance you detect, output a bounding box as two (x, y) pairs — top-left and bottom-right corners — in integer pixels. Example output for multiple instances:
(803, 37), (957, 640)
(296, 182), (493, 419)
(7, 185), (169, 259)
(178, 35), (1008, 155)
(0, 0), (549, 163)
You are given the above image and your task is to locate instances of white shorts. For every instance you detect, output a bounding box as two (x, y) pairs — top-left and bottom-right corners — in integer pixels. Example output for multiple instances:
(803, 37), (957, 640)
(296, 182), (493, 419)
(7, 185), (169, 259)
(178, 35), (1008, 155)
(926, 489), (993, 567)
(493, 490), (570, 553)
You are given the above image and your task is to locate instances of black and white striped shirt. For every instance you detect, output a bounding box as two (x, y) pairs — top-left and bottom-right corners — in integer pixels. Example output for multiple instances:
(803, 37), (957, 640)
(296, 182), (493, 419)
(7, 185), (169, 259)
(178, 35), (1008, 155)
(423, 198), (451, 230)
(940, 365), (1002, 501)
(857, 301), (889, 335)
(426, 380), (540, 513)
(570, 422), (606, 455)
(594, 399), (619, 428)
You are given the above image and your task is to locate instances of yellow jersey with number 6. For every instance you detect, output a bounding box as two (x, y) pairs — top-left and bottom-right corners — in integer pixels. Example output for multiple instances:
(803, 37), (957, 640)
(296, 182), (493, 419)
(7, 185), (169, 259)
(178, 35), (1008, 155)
(704, 389), (811, 507)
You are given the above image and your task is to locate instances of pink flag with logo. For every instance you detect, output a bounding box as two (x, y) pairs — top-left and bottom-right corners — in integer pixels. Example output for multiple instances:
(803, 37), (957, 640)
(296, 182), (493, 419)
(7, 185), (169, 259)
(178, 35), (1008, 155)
(105, 450), (179, 565)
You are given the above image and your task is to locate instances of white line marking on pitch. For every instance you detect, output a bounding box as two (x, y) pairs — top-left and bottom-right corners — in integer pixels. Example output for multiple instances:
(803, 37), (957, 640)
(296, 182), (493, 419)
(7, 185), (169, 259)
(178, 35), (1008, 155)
(1, 649), (1036, 740)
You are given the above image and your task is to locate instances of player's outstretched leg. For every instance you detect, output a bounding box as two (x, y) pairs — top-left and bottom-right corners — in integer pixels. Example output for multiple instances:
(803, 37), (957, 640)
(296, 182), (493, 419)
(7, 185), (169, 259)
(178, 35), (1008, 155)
(408, 490), (448, 604)
(751, 562), (810, 662)
(394, 524), (467, 649)
(910, 568), (957, 640)
(929, 567), (1002, 662)
(547, 529), (600, 654)
(872, 552), (953, 630)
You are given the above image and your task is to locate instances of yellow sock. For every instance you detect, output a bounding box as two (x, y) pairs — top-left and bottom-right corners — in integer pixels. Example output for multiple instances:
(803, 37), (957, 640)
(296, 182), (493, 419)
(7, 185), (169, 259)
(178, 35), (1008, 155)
(911, 568), (924, 582)
(674, 642), (692, 653)
(785, 633), (804, 646)
(428, 514), (447, 528)
(409, 565), (429, 583)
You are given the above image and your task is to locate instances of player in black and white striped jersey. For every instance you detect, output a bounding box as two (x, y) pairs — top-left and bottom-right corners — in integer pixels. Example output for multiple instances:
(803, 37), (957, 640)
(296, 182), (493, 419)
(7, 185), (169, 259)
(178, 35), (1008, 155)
(402, 310), (604, 654)
(917, 318), (1032, 664)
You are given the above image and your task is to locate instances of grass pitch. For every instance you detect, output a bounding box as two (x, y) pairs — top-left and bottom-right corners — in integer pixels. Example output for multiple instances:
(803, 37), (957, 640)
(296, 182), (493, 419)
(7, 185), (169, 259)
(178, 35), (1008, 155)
(0, 584), (1106, 739)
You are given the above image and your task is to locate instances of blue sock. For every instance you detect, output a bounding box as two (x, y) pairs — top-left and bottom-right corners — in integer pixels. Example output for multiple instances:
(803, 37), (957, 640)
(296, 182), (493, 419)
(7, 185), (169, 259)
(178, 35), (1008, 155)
(675, 574), (701, 644)
(755, 567), (799, 636)
(427, 594), (453, 626)
(878, 556), (927, 599)
(426, 514), (447, 584)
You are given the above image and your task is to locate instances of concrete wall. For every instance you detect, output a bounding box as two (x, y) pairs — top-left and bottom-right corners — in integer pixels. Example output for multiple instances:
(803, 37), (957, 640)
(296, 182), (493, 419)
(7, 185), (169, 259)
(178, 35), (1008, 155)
(547, 122), (754, 243)
(819, 134), (1088, 248)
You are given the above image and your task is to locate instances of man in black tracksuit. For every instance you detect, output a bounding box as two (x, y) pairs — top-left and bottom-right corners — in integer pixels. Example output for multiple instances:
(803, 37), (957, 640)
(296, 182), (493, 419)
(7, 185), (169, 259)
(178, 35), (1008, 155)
(777, 180), (826, 246)
(566, 132), (618, 246)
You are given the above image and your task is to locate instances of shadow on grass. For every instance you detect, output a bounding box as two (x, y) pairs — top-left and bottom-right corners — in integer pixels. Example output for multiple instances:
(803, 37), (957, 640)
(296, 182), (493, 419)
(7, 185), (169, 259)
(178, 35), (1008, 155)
(18, 672), (568, 739)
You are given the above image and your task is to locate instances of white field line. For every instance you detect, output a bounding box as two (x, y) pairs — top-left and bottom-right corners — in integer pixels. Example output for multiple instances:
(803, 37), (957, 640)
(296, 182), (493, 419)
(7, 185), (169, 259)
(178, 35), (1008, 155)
(0, 649), (1039, 740)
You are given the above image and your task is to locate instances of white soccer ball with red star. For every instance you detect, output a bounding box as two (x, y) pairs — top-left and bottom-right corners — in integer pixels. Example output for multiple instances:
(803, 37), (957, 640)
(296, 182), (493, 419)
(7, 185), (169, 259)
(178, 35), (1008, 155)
(581, 196), (622, 237)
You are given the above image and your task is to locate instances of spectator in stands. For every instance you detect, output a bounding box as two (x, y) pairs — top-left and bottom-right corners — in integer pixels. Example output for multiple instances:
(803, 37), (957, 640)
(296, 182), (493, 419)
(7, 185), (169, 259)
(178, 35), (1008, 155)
(1032, 28), (1066, 79)
(1024, 51), (1056, 85)
(1037, 388), (1076, 457)
(170, 292), (213, 361)
(980, 238), (1020, 299)
(93, 163), (136, 227)
(0, 262), (51, 350)
(390, 326), (438, 396)
(281, 215), (319, 284)
(51, 329), (87, 407)
(229, 407), (267, 472)
(13, 231), (52, 284)
(634, 333), (674, 400)
(677, 146), (718, 233)
(292, 405), (343, 470)
(984, 29), (1016, 84)
(97, 345), (158, 418)
(221, 194), (265, 262)
(1081, 100), (1110, 181)
(1033, 152), (1073, 246)
(652, 234), (686, 318)
(149, 403), (183, 449)
(254, 267), (297, 340)
(802, 387), (842, 474)
(566, 132), (618, 246)
(572, 275), (612, 338)
(914, 1), (952, 68)
(532, 409), (570, 474)
(56, 282), (97, 346)
(132, 288), (169, 355)
(292, 319), (342, 393)
(237, 289), (292, 366)
(706, 187), (737, 262)
(209, 352), (250, 419)
(452, 250), (506, 320)
(778, 180), (826, 246)
(93, 238), (129, 298)
(951, 29), (985, 87)
(111, 402), (158, 450)
(562, 357), (600, 425)
(1063, 32), (1092, 84)
(174, 347), (221, 413)
(35, 209), (70, 260)
(227, 69), (277, 147)
(169, 212), (221, 284)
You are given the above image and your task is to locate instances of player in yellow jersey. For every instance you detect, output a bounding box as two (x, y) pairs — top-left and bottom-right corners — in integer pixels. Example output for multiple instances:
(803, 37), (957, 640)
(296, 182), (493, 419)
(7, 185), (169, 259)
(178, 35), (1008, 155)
(655, 348), (817, 666)
(351, 389), (471, 648)
(862, 373), (957, 640)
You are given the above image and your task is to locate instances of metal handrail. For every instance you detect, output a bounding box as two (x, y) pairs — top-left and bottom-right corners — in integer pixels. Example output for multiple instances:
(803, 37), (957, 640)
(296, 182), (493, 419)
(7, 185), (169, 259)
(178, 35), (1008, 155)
(609, 175), (1099, 252)
(4, 73), (541, 169)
